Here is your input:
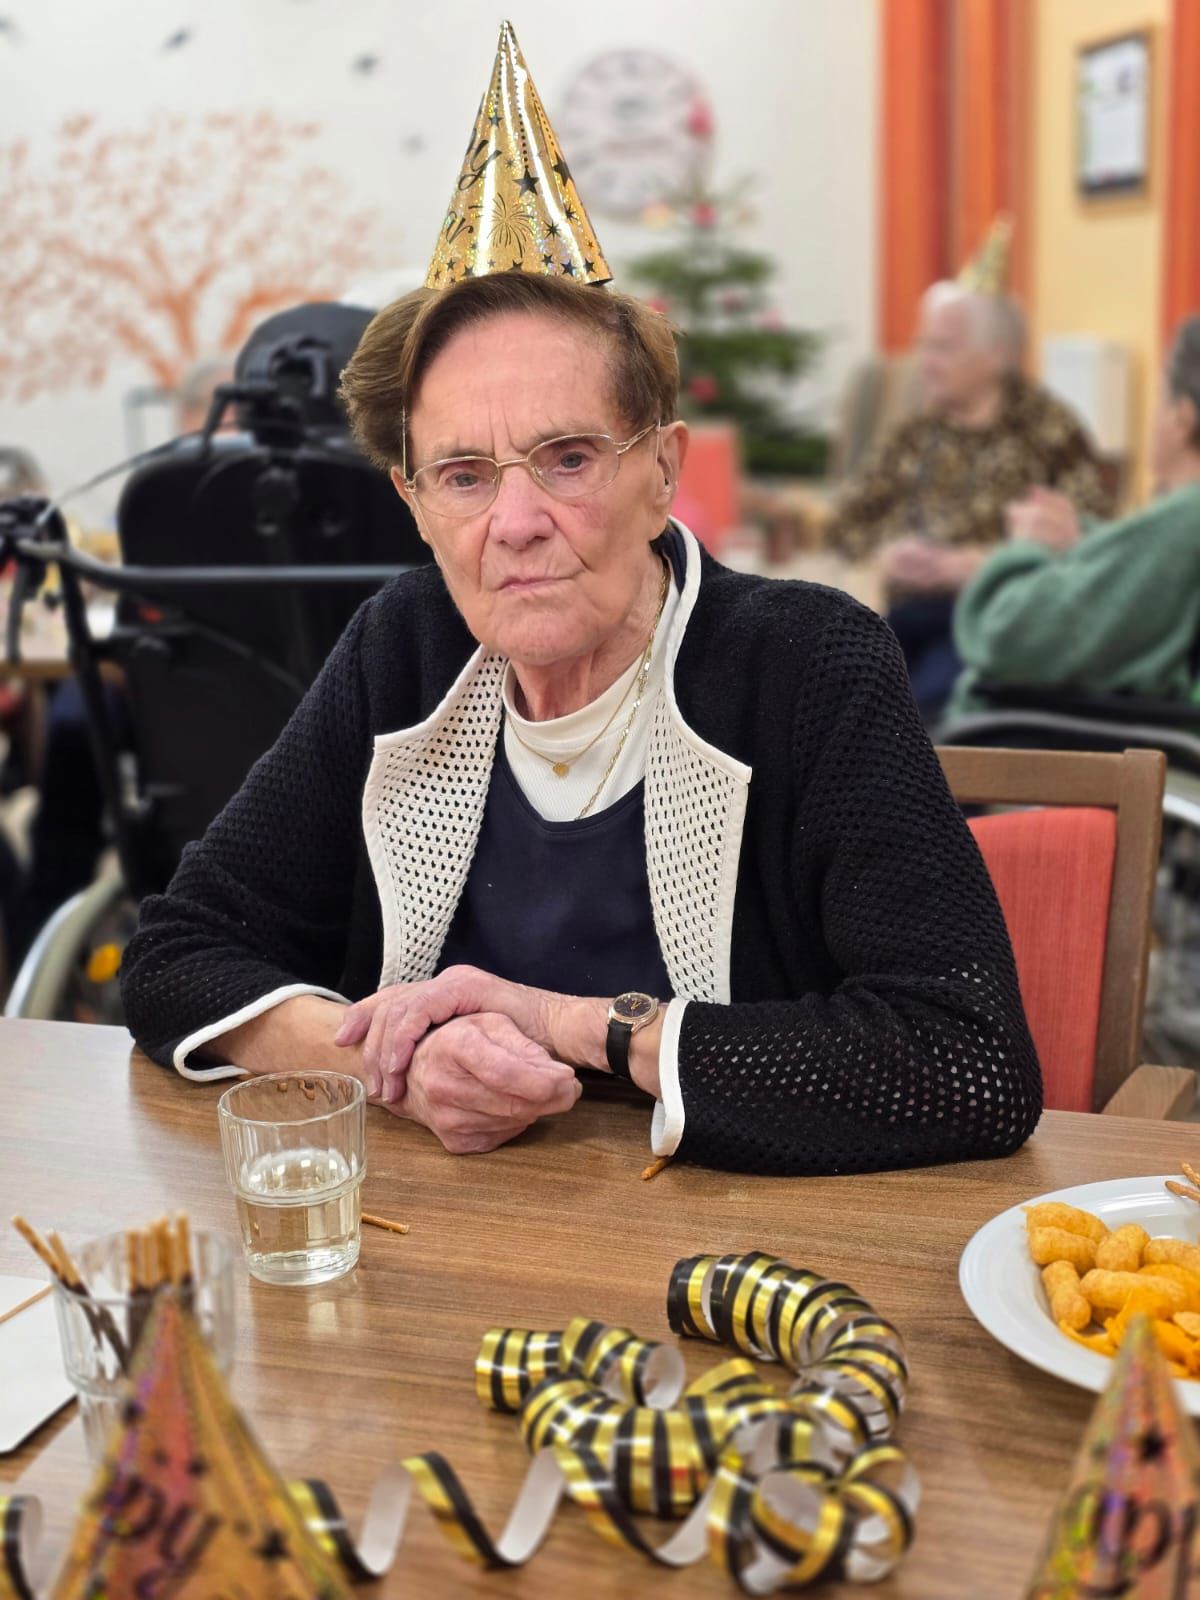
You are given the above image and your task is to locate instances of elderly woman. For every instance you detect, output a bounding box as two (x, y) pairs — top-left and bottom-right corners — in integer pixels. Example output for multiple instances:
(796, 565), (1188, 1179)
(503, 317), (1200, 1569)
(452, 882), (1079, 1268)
(120, 271), (1041, 1174)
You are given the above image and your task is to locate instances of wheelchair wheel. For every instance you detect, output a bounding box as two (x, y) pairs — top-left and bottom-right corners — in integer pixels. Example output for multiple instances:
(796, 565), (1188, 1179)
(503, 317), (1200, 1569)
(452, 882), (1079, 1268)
(5, 868), (135, 1022)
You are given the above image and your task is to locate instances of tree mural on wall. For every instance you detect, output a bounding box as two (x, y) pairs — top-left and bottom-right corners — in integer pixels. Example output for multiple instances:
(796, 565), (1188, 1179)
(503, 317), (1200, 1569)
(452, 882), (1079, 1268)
(0, 110), (391, 403)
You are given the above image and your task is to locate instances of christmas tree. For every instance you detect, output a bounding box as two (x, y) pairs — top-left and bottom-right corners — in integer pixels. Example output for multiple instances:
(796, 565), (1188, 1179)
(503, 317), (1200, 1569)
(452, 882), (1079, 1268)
(626, 179), (827, 477)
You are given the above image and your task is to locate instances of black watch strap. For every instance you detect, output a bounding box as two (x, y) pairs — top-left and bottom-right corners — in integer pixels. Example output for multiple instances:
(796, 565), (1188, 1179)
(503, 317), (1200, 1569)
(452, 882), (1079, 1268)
(606, 1017), (634, 1079)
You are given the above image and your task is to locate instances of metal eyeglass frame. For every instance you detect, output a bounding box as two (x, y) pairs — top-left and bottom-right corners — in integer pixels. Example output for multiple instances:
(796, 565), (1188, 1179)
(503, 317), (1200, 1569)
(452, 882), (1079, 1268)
(399, 414), (661, 517)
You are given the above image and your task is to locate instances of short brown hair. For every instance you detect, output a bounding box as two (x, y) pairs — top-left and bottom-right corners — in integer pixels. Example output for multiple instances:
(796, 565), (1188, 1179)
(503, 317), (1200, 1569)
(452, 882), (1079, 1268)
(339, 271), (679, 471)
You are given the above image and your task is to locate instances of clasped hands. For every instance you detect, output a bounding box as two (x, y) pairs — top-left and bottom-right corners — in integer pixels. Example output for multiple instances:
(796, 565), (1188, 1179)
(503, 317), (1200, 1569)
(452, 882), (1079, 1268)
(333, 966), (604, 1155)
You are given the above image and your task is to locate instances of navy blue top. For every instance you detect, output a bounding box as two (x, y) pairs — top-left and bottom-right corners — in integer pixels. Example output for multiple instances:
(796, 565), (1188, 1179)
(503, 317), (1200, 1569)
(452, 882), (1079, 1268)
(437, 740), (672, 997)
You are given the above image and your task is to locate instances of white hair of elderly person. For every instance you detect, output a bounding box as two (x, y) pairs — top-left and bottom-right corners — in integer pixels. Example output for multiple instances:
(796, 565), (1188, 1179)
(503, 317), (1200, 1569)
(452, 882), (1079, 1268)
(916, 281), (1028, 424)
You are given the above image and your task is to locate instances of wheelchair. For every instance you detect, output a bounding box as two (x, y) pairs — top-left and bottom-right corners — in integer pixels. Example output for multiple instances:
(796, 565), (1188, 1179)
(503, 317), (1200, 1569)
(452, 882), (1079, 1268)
(2, 302), (431, 1022)
(935, 680), (1200, 1068)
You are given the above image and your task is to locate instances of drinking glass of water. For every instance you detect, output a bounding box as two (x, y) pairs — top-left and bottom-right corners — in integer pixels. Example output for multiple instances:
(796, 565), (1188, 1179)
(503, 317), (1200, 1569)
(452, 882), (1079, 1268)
(217, 1072), (366, 1287)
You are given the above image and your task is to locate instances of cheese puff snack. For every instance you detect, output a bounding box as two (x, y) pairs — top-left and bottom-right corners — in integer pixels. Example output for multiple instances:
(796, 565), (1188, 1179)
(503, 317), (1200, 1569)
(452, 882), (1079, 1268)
(1023, 1203), (1109, 1243)
(1023, 1199), (1200, 1378)
(1143, 1237), (1200, 1277)
(1136, 1261), (1200, 1313)
(1028, 1228), (1097, 1272)
(1041, 1261), (1090, 1331)
(1080, 1269), (1189, 1317)
(1095, 1223), (1149, 1273)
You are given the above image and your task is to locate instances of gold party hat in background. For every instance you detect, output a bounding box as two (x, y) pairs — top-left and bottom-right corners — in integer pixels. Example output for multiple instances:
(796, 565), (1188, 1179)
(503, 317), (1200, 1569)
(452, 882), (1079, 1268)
(958, 215), (1013, 296)
(1024, 1314), (1200, 1598)
(425, 19), (611, 289)
(52, 1295), (352, 1599)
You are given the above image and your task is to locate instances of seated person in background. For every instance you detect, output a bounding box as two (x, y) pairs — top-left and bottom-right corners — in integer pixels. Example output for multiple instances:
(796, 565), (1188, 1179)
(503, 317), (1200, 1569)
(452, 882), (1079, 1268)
(951, 314), (1200, 714)
(825, 223), (1112, 718)
(119, 268), (1041, 1177)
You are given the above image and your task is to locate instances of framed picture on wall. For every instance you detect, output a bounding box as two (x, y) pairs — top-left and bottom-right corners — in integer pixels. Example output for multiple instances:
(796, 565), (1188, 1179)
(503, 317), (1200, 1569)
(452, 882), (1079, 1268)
(1077, 31), (1152, 197)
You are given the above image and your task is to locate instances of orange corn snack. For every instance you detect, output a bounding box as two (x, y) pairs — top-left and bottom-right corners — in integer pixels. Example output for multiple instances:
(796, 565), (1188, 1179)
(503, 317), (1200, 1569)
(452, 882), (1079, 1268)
(1081, 1270), (1189, 1317)
(1136, 1261), (1200, 1313)
(1144, 1238), (1200, 1277)
(1024, 1204), (1109, 1244)
(1042, 1262), (1091, 1331)
(1095, 1224), (1149, 1274)
(1029, 1229), (1098, 1272)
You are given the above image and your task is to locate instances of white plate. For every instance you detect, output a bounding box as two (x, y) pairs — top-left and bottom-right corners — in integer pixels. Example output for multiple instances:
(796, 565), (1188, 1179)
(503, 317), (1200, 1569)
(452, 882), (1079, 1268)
(959, 1175), (1200, 1414)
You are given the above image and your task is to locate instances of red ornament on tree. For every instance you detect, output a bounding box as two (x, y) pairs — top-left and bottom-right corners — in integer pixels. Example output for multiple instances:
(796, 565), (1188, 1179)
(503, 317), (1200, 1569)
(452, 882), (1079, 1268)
(688, 373), (719, 405)
(687, 96), (715, 141)
(691, 201), (718, 229)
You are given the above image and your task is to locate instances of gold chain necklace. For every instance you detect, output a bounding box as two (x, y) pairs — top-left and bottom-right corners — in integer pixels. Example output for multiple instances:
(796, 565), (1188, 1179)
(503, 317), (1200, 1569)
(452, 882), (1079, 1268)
(506, 560), (670, 786)
(575, 561), (670, 820)
(506, 650), (641, 777)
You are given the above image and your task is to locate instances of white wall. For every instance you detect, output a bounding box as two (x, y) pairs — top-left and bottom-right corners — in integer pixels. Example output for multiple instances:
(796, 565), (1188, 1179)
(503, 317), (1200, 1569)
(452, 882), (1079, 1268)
(0, 0), (877, 521)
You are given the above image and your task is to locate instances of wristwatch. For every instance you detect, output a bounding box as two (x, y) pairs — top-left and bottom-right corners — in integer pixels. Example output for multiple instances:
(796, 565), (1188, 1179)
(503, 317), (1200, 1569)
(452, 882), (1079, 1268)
(605, 992), (660, 1079)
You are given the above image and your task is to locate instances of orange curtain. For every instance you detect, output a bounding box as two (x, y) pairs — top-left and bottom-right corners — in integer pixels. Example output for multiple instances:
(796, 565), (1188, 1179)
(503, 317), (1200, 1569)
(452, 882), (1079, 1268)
(878, 0), (950, 351)
(878, 0), (1031, 349)
(950, 0), (1030, 301)
(1162, 0), (1200, 337)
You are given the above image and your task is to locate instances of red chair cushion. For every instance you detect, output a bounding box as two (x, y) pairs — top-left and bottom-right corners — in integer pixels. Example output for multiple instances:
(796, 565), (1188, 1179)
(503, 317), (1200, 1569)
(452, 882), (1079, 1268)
(968, 807), (1117, 1112)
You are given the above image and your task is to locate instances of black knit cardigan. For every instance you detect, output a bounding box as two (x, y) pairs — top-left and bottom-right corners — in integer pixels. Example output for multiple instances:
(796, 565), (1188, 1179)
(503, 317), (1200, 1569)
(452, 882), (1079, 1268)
(120, 545), (1042, 1175)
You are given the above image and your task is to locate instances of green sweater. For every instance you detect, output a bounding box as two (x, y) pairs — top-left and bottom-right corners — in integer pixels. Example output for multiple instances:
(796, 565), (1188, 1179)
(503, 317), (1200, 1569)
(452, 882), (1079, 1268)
(950, 481), (1200, 713)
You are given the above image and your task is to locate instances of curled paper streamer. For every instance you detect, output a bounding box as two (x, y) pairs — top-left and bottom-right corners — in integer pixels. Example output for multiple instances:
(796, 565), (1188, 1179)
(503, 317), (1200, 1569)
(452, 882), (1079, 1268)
(1, 1253), (918, 1596)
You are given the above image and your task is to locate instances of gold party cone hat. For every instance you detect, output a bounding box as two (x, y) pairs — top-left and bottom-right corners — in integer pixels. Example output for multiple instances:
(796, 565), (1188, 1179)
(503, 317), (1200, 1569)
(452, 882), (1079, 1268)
(52, 1294), (352, 1598)
(957, 215), (1013, 295)
(1024, 1314), (1200, 1598)
(426, 19), (611, 289)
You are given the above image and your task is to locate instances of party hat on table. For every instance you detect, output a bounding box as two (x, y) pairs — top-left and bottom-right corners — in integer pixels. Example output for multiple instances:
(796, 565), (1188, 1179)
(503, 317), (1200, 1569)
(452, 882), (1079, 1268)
(1024, 1313), (1200, 1598)
(957, 215), (1013, 295)
(425, 19), (611, 289)
(51, 1293), (352, 1599)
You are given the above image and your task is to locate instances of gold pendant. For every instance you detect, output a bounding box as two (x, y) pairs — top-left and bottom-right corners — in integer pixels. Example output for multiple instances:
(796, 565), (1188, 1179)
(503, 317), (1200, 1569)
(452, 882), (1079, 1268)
(552, 761), (571, 777)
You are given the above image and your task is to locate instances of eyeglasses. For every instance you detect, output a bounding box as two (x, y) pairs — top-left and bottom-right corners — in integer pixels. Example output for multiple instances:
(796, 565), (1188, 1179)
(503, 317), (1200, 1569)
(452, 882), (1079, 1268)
(400, 417), (661, 518)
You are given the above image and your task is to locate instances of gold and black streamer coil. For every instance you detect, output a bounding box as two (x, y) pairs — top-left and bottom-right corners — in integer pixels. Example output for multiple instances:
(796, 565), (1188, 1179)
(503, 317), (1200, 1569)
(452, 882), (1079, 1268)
(1, 1252), (917, 1595)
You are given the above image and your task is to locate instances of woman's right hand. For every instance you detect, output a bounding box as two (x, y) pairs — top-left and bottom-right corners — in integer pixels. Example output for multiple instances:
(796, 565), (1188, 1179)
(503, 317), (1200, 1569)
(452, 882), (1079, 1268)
(384, 1011), (581, 1154)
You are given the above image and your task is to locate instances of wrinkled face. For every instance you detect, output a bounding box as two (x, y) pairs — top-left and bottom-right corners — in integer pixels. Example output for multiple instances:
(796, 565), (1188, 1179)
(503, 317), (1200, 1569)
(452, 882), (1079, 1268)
(393, 312), (684, 668)
(917, 295), (1000, 412)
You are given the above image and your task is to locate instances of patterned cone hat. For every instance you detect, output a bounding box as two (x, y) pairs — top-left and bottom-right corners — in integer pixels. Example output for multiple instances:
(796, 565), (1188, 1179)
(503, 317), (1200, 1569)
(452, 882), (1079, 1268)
(51, 1294), (352, 1598)
(957, 215), (1013, 295)
(426, 19), (611, 288)
(1024, 1314), (1200, 1598)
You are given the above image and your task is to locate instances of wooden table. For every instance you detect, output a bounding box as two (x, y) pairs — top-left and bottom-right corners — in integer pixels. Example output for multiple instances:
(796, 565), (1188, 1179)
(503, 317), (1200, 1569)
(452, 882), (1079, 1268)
(1, 1019), (1193, 1597)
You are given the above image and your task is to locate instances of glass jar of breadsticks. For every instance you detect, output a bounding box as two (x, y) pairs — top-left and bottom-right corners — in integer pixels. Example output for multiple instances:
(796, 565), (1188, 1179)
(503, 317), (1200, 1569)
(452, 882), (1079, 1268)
(14, 1213), (235, 1464)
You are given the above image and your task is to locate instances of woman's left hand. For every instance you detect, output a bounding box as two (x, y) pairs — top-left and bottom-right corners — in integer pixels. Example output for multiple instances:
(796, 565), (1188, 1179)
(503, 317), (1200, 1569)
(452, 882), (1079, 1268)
(333, 965), (558, 1098)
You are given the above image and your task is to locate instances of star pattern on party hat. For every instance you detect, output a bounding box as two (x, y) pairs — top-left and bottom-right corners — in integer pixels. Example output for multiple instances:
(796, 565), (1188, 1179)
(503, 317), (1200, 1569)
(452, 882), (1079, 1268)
(425, 20), (611, 289)
(1024, 1313), (1200, 1598)
(957, 215), (1013, 296)
(51, 1294), (353, 1599)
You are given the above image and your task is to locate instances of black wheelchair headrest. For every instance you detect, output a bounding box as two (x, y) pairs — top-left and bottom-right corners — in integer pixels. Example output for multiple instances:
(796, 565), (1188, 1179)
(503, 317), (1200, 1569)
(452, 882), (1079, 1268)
(234, 302), (375, 433)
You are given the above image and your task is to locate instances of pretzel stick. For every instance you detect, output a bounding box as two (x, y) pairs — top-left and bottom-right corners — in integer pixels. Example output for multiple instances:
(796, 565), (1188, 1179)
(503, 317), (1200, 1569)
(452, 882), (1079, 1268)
(128, 1229), (155, 1354)
(362, 1211), (410, 1235)
(1166, 1180), (1200, 1206)
(11, 1215), (63, 1279)
(169, 1213), (188, 1284)
(174, 1212), (196, 1312)
(47, 1228), (129, 1368)
(1183, 1161), (1200, 1191)
(152, 1216), (173, 1287)
(641, 1156), (673, 1182)
(0, 1284), (51, 1327)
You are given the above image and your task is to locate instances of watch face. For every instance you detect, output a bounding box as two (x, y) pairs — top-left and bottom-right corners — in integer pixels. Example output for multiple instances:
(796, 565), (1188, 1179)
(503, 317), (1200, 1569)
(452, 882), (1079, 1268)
(614, 992), (656, 1023)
